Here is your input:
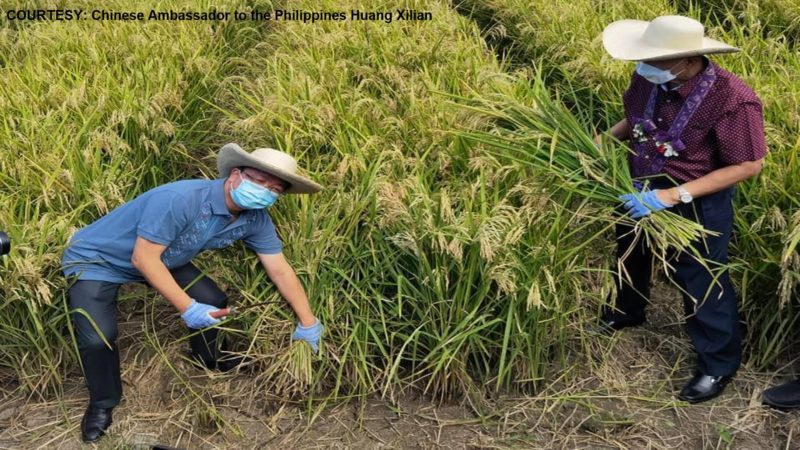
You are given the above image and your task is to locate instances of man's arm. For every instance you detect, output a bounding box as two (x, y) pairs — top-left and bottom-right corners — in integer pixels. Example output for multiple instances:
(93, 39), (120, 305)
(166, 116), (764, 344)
(131, 237), (194, 313)
(658, 102), (768, 204)
(656, 158), (764, 206)
(257, 252), (316, 326)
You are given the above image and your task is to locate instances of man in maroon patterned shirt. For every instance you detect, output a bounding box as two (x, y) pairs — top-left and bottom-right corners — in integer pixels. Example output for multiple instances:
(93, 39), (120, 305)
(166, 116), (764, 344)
(596, 15), (766, 403)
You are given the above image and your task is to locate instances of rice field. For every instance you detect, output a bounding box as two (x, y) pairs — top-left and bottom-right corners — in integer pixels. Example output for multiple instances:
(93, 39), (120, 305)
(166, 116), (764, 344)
(0, 0), (798, 448)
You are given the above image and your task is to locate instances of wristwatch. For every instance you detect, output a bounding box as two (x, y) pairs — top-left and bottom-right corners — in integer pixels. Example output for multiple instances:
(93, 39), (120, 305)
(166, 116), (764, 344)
(676, 185), (693, 203)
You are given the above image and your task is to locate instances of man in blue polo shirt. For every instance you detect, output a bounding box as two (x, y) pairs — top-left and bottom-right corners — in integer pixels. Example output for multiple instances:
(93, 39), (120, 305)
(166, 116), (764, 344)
(62, 143), (324, 443)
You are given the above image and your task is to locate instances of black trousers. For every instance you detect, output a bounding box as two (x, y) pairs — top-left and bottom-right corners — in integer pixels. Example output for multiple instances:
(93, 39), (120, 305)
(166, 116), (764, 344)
(602, 185), (741, 376)
(68, 263), (227, 408)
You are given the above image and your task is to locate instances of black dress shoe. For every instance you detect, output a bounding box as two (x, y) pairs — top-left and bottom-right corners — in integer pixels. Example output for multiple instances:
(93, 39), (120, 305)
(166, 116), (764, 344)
(763, 378), (800, 409)
(593, 315), (646, 335)
(678, 373), (733, 404)
(81, 406), (113, 443)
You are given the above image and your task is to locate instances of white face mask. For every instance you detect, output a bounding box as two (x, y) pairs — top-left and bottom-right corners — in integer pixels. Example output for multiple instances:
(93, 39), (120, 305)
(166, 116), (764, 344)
(635, 59), (687, 85)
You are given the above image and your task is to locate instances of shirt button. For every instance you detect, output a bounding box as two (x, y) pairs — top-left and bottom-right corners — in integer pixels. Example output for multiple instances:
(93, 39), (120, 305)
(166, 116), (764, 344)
(645, 155), (650, 159)
(658, 118), (663, 122)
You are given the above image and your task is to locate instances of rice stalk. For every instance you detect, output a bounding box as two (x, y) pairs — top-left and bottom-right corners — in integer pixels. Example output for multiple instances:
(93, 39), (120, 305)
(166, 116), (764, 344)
(452, 75), (714, 271)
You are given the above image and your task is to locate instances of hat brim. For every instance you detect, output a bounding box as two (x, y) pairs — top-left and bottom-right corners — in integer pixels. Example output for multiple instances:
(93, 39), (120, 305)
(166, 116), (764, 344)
(602, 19), (739, 61)
(216, 143), (323, 194)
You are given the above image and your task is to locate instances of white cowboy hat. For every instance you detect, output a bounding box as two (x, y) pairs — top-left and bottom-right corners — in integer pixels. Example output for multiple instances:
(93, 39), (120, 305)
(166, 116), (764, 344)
(602, 15), (739, 61)
(217, 143), (323, 194)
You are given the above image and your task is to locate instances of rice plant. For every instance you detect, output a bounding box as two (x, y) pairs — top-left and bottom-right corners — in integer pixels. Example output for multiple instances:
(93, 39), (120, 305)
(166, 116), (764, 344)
(0, 0), (265, 397)
(203, 0), (618, 401)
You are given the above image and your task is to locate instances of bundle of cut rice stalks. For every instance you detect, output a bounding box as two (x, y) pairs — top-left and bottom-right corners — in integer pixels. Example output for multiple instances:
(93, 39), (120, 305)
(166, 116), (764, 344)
(453, 75), (714, 271)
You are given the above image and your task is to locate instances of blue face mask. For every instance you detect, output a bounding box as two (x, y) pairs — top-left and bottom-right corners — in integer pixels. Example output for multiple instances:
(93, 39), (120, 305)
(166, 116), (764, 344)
(230, 175), (280, 209)
(635, 60), (685, 85)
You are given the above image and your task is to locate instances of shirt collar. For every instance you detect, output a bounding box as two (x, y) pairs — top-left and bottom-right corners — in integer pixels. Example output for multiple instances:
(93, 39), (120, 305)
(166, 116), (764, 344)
(669, 57), (713, 99)
(211, 177), (232, 216)
(660, 82), (682, 92)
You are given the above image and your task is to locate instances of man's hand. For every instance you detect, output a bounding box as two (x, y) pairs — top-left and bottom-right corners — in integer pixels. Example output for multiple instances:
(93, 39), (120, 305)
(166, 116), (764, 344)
(619, 189), (673, 219)
(181, 299), (227, 329)
(292, 320), (324, 353)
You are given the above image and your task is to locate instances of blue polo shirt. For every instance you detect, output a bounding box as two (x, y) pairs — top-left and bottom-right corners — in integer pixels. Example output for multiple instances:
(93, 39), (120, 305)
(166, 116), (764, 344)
(62, 178), (282, 283)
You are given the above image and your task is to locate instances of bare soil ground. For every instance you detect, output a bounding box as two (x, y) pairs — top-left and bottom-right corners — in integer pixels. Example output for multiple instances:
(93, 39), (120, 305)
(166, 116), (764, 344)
(2, 281), (800, 449)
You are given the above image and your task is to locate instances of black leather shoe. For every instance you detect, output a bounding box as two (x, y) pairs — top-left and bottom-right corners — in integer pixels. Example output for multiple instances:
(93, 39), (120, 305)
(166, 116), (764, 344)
(593, 316), (646, 335)
(677, 373), (733, 404)
(81, 406), (113, 443)
(763, 379), (800, 409)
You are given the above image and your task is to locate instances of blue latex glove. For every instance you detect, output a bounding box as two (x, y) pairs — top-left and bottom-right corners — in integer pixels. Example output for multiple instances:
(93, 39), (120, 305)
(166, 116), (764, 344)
(618, 189), (672, 219)
(181, 299), (222, 329)
(292, 320), (324, 353)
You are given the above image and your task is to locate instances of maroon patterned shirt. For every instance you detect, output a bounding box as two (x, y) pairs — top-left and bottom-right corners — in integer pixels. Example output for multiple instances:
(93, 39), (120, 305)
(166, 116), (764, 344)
(622, 59), (767, 182)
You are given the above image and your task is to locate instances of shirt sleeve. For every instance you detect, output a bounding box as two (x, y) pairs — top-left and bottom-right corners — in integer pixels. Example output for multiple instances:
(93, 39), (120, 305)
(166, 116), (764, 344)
(243, 211), (283, 255)
(714, 102), (768, 165)
(136, 190), (192, 246)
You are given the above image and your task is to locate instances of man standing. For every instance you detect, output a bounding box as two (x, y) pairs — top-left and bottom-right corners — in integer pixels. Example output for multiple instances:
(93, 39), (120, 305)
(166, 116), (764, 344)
(62, 143), (325, 442)
(597, 16), (766, 403)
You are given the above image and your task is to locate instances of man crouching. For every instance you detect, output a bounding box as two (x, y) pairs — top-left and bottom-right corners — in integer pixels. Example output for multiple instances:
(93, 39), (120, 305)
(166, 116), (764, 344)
(61, 143), (324, 443)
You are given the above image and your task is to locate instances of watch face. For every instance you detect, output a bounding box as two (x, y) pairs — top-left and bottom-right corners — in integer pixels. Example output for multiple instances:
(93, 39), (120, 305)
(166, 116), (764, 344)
(680, 193), (692, 203)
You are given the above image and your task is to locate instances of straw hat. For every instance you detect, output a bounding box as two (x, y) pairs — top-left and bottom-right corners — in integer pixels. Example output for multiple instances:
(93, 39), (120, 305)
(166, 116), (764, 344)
(217, 143), (322, 194)
(602, 15), (739, 61)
